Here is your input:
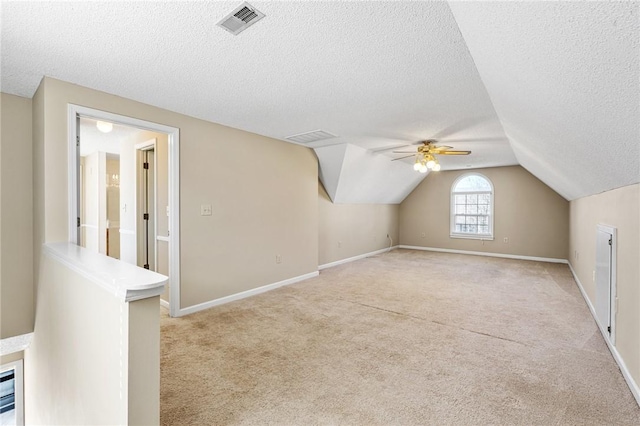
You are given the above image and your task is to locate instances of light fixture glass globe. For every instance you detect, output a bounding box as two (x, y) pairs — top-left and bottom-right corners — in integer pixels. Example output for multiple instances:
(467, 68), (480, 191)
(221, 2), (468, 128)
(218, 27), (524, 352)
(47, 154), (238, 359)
(426, 159), (436, 169)
(419, 165), (428, 173)
(413, 162), (421, 171)
(433, 163), (441, 171)
(96, 121), (113, 133)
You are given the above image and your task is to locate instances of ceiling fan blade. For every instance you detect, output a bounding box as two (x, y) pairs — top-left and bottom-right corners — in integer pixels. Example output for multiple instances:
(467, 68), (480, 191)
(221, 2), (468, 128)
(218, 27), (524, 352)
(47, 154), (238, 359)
(391, 154), (416, 161)
(437, 150), (471, 155)
(430, 145), (454, 152)
(392, 151), (417, 154)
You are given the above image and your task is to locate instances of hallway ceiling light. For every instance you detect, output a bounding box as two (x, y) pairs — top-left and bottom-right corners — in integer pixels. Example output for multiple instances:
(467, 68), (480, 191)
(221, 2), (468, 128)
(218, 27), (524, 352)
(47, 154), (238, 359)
(96, 121), (113, 133)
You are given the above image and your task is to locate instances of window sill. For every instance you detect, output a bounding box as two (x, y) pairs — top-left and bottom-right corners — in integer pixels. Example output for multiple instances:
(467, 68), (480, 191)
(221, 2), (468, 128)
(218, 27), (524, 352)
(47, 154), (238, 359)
(449, 234), (494, 241)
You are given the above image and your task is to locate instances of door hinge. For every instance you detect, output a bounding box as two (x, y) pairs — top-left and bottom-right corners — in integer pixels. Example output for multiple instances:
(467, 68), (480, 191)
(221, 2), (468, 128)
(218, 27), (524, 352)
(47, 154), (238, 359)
(608, 237), (612, 246)
(143, 264), (149, 270)
(143, 162), (149, 170)
(143, 213), (149, 220)
(607, 326), (611, 333)
(76, 136), (80, 147)
(77, 217), (80, 227)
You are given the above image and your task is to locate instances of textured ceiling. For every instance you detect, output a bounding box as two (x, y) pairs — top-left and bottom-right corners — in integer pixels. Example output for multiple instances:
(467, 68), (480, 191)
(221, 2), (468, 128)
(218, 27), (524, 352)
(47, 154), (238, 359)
(2, 1), (637, 202)
(449, 1), (639, 200)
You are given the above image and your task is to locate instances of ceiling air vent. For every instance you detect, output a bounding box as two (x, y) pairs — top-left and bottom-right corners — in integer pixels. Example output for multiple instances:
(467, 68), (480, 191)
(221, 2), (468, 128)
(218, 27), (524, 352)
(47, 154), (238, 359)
(285, 130), (337, 144)
(217, 2), (265, 35)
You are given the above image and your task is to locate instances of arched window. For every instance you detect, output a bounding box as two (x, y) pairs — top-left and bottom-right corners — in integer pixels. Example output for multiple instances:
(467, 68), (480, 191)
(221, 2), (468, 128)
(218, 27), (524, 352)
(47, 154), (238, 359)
(450, 173), (494, 239)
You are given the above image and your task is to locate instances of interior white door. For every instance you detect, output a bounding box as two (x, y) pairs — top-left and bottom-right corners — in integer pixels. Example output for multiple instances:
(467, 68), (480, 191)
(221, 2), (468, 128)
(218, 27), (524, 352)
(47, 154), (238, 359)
(595, 228), (612, 336)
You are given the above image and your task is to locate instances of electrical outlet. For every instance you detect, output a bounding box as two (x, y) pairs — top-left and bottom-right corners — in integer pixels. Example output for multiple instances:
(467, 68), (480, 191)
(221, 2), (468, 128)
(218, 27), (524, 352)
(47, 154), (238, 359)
(200, 204), (212, 216)
(503, 237), (509, 243)
(276, 254), (282, 264)
(592, 270), (596, 282)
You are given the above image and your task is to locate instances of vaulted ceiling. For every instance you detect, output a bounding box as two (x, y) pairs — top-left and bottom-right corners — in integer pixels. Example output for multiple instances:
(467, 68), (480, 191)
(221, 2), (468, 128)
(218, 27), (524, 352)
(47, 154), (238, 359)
(2, 1), (637, 202)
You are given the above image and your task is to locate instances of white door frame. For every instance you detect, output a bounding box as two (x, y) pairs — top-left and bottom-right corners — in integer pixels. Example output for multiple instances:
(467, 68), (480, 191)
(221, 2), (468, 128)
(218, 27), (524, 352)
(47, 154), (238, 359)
(596, 223), (617, 345)
(68, 104), (182, 317)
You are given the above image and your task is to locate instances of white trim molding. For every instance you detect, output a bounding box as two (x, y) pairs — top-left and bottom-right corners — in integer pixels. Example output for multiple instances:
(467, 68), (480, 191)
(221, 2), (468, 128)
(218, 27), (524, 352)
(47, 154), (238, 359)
(319, 246), (399, 270)
(568, 262), (640, 406)
(0, 333), (33, 356)
(399, 245), (568, 264)
(156, 235), (170, 243)
(160, 298), (170, 310)
(178, 271), (319, 317)
(43, 242), (167, 302)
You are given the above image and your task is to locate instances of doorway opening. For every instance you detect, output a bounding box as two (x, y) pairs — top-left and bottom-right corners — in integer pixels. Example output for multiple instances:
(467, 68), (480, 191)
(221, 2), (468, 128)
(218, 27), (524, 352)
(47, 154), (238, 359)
(136, 141), (156, 271)
(68, 105), (181, 317)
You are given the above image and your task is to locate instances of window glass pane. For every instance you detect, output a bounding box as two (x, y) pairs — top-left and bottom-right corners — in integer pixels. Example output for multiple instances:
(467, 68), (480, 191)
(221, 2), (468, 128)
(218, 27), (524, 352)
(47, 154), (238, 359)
(453, 175), (492, 192)
(451, 174), (493, 237)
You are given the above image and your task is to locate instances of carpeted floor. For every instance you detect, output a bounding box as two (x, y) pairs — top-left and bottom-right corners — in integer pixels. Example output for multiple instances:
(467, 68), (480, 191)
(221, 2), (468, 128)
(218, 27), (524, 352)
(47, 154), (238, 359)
(160, 249), (640, 425)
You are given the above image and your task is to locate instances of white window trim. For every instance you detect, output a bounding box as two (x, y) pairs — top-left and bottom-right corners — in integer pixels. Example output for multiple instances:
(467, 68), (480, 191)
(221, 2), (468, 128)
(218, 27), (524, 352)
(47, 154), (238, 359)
(450, 173), (495, 240)
(1, 359), (24, 426)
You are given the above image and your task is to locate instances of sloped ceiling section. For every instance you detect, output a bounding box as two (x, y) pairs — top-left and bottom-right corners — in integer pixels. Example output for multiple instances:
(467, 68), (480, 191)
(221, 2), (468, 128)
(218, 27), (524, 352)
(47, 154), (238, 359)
(449, 2), (639, 201)
(317, 144), (425, 204)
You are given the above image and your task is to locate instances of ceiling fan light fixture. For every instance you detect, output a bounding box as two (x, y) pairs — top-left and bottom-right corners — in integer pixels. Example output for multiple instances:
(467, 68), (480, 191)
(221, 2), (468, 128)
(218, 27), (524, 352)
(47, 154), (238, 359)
(433, 163), (441, 171)
(426, 158), (436, 169)
(419, 164), (428, 173)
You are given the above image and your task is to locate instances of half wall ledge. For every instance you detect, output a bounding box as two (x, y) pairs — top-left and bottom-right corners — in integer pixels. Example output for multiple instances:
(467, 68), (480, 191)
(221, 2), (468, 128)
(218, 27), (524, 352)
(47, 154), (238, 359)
(43, 242), (168, 302)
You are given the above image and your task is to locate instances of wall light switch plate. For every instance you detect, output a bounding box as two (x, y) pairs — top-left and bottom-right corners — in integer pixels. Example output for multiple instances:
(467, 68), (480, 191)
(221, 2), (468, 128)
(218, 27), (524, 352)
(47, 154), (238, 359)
(201, 204), (212, 216)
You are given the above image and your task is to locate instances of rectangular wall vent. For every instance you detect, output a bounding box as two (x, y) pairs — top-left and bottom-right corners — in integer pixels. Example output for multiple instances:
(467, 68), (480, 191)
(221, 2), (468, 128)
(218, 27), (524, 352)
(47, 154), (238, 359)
(285, 130), (337, 144)
(217, 2), (265, 35)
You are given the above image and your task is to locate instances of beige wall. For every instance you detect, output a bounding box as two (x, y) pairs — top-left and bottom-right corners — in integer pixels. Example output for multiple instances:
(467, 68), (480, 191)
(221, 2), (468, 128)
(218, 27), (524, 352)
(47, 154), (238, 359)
(399, 166), (569, 259)
(569, 183), (639, 386)
(128, 295), (161, 425)
(25, 251), (159, 425)
(318, 183), (399, 265)
(35, 77), (318, 309)
(0, 93), (34, 339)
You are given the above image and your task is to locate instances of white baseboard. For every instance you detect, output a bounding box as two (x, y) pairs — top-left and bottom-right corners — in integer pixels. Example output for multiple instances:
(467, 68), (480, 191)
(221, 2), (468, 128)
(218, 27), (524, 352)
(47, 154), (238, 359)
(399, 245), (568, 264)
(319, 246), (399, 270)
(567, 262), (640, 406)
(177, 271), (319, 317)
(160, 298), (170, 310)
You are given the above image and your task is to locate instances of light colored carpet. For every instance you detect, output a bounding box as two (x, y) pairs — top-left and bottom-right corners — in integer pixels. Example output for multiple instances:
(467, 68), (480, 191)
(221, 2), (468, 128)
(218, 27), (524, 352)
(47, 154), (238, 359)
(160, 249), (640, 425)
